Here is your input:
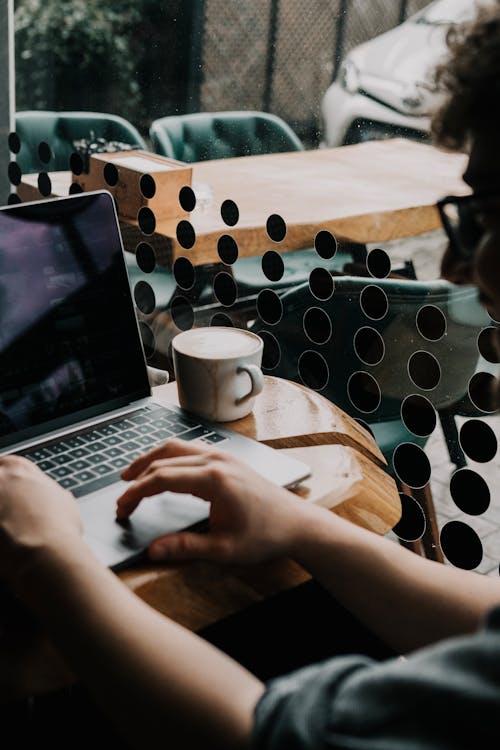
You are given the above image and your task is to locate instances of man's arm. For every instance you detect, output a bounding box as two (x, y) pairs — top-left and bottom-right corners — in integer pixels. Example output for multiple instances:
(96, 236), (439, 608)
(0, 456), (263, 750)
(117, 439), (500, 654)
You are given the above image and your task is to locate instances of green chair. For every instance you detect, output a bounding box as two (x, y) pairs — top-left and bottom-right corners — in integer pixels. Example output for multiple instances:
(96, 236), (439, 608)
(149, 110), (350, 293)
(250, 276), (490, 559)
(14, 111), (147, 174)
(149, 110), (305, 162)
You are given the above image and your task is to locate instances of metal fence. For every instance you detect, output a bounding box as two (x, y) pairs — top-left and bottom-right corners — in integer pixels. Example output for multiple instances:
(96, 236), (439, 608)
(199, 0), (430, 143)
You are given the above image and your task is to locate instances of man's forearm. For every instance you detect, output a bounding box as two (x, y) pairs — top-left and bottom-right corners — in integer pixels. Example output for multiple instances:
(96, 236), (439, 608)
(18, 542), (263, 750)
(288, 504), (500, 653)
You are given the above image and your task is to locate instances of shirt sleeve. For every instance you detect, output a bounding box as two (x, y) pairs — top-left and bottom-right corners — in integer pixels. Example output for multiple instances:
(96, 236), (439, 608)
(251, 607), (500, 750)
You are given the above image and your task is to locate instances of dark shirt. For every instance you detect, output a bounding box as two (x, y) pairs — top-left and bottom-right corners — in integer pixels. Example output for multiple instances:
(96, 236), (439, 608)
(252, 606), (500, 749)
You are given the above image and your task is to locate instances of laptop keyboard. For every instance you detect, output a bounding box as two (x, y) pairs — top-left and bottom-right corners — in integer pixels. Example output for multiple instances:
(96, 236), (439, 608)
(17, 404), (227, 499)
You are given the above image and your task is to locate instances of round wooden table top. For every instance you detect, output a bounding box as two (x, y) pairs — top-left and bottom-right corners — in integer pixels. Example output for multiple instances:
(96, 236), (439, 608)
(0, 375), (401, 700)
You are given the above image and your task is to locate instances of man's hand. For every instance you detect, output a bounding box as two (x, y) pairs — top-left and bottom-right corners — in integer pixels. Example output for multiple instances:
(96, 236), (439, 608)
(117, 438), (305, 565)
(0, 456), (83, 591)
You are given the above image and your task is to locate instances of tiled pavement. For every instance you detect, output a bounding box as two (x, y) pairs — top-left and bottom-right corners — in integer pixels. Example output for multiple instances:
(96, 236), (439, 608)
(369, 229), (500, 577)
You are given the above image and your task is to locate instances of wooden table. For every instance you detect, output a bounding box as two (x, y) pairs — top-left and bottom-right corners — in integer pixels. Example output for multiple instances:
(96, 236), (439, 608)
(18, 139), (468, 268)
(1, 376), (400, 699)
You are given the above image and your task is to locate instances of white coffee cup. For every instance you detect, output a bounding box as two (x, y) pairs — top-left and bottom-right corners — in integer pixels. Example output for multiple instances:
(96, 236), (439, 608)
(172, 327), (264, 422)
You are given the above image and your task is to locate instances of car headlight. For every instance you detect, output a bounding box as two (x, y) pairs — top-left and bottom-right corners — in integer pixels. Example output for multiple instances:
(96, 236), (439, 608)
(339, 58), (360, 95)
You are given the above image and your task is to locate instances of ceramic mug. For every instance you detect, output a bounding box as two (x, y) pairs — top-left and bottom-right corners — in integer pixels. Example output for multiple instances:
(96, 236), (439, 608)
(172, 327), (264, 422)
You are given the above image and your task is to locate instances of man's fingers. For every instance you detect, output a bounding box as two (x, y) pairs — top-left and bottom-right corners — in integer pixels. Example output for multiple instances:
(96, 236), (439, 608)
(121, 438), (209, 480)
(116, 466), (212, 520)
(148, 531), (225, 562)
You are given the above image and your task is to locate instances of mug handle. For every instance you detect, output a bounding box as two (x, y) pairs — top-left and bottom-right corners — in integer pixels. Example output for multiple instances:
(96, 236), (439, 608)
(236, 364), (264, 405)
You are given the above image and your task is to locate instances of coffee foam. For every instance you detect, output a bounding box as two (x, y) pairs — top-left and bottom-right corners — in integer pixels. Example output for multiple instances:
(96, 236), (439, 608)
(173, 328), (261, 359)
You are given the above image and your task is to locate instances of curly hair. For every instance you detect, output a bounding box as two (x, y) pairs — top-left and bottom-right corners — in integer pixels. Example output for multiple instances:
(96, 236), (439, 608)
(431, 4), (500, 150)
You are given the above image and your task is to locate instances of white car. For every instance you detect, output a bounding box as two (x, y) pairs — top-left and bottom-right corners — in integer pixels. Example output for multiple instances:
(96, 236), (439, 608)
(320, 0), (490, 147)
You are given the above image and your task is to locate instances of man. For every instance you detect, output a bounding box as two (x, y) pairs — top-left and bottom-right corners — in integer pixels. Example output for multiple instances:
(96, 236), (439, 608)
(1, 8), (500, 749)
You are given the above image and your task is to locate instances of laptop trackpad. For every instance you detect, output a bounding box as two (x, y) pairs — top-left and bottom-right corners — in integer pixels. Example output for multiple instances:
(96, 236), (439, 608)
(79, 481), (209, 568)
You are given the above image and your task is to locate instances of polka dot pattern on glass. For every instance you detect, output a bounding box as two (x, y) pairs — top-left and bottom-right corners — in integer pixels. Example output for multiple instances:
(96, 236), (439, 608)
(221, 199), (239, 227)
(440, 521), (483, 570)
(266, 213), (287, 242)
(416, 305), (447, 341)
(309, 268), (334, 300)
(392, 493), (426, 542)
(450, 469), (490, 515)
(257, 289), (283, 325)
(367, 248), (391, 279)
(459, 419), (498, 463)
(360, 285), (388, 320)
(217, 235), (239, 265)
(213, 272), (237, 307)
(176, 219), (196, 249)
(347, 371), (381, 413)
(298, 350), (329, 391)
(408, 351), (441, 391)
(303, 307), (332, 345)
(262, 250), (285, 282)
(393, 442), (431, 489)
(260, 330), (282, 370)
(314, 230), (337, 259)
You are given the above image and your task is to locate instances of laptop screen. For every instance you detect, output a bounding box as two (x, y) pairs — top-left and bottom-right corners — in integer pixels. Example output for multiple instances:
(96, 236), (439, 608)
(0, 191), (150, 449)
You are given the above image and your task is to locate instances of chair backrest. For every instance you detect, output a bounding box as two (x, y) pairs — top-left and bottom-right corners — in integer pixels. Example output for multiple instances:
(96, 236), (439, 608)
(251, 276), (490, 424)
(14, 111), (147, 174)
(149, 110), (304, 162)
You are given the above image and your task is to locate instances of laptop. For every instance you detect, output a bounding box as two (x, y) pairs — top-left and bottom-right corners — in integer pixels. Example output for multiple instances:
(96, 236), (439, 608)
(0, 191), (309, 569)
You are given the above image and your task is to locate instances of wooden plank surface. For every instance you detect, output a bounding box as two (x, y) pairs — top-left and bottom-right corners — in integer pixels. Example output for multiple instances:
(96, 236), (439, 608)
(118, 377), (401, 630)
(18, 139), (468, 268)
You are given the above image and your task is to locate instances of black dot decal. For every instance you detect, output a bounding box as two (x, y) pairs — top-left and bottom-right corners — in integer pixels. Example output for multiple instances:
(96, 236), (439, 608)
(176, 219), (195, 249)
(8, 132), (20, 154)
(70, 152), (84, 176)
(257, 289), (283, 325)
(8, 161), (21, 186)
(217, 235), (238, 265)
(348, 372), (381, 413)
(138, 321), (155, 359)
(360, 285), (388, 320)
(303, 307), (332, 345)
(266, 214), (286, 242)
(353, 327), (384, 366)
(354, 418), (375, 439)
(179, 186), (196, 212)
(367, 248), (391, 279)
(260, 330), (281, 370)
(139, 174), (156, 199)
(213, 272), (237, 306)
(38, 172), (52, 197)
(173, 257), (195, 290)
(210, 313), (234, 327)
(440, 521), (483, 570)
(221, 199), (239, 226)
(38, 141), (52, 164)
(138, 207), (156, 235)
(171, 296), (194, 331)
(135, 242), (156, 273)
(468, 372), (498, 413)
(416, 305), (446, 341)
(314, 230), (337, 259)
(450, 468), (490, 515)
(7, 193), (22, 205)
(309, 267), (334, 300)
(478, 327), (500, 363)
(459, 419), (497, 463)
(393, 442), (431, 488)
(262, 250), (284, 282)
(392, 493), (426, 542)
(408, 351), (441, 390)
(298, 350), (329, 391)
(134, 280), (156, 315)
(69, 182), (83, 195)
(103, 163), (119, 187)
(401, 394), (437, 437)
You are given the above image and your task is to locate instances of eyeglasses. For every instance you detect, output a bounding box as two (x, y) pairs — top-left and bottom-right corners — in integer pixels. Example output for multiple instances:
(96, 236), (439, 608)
(436, 191), (500, 261)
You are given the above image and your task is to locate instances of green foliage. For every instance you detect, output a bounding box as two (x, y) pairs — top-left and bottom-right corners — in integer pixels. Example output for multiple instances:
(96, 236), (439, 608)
(15, 0), (142, 121)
